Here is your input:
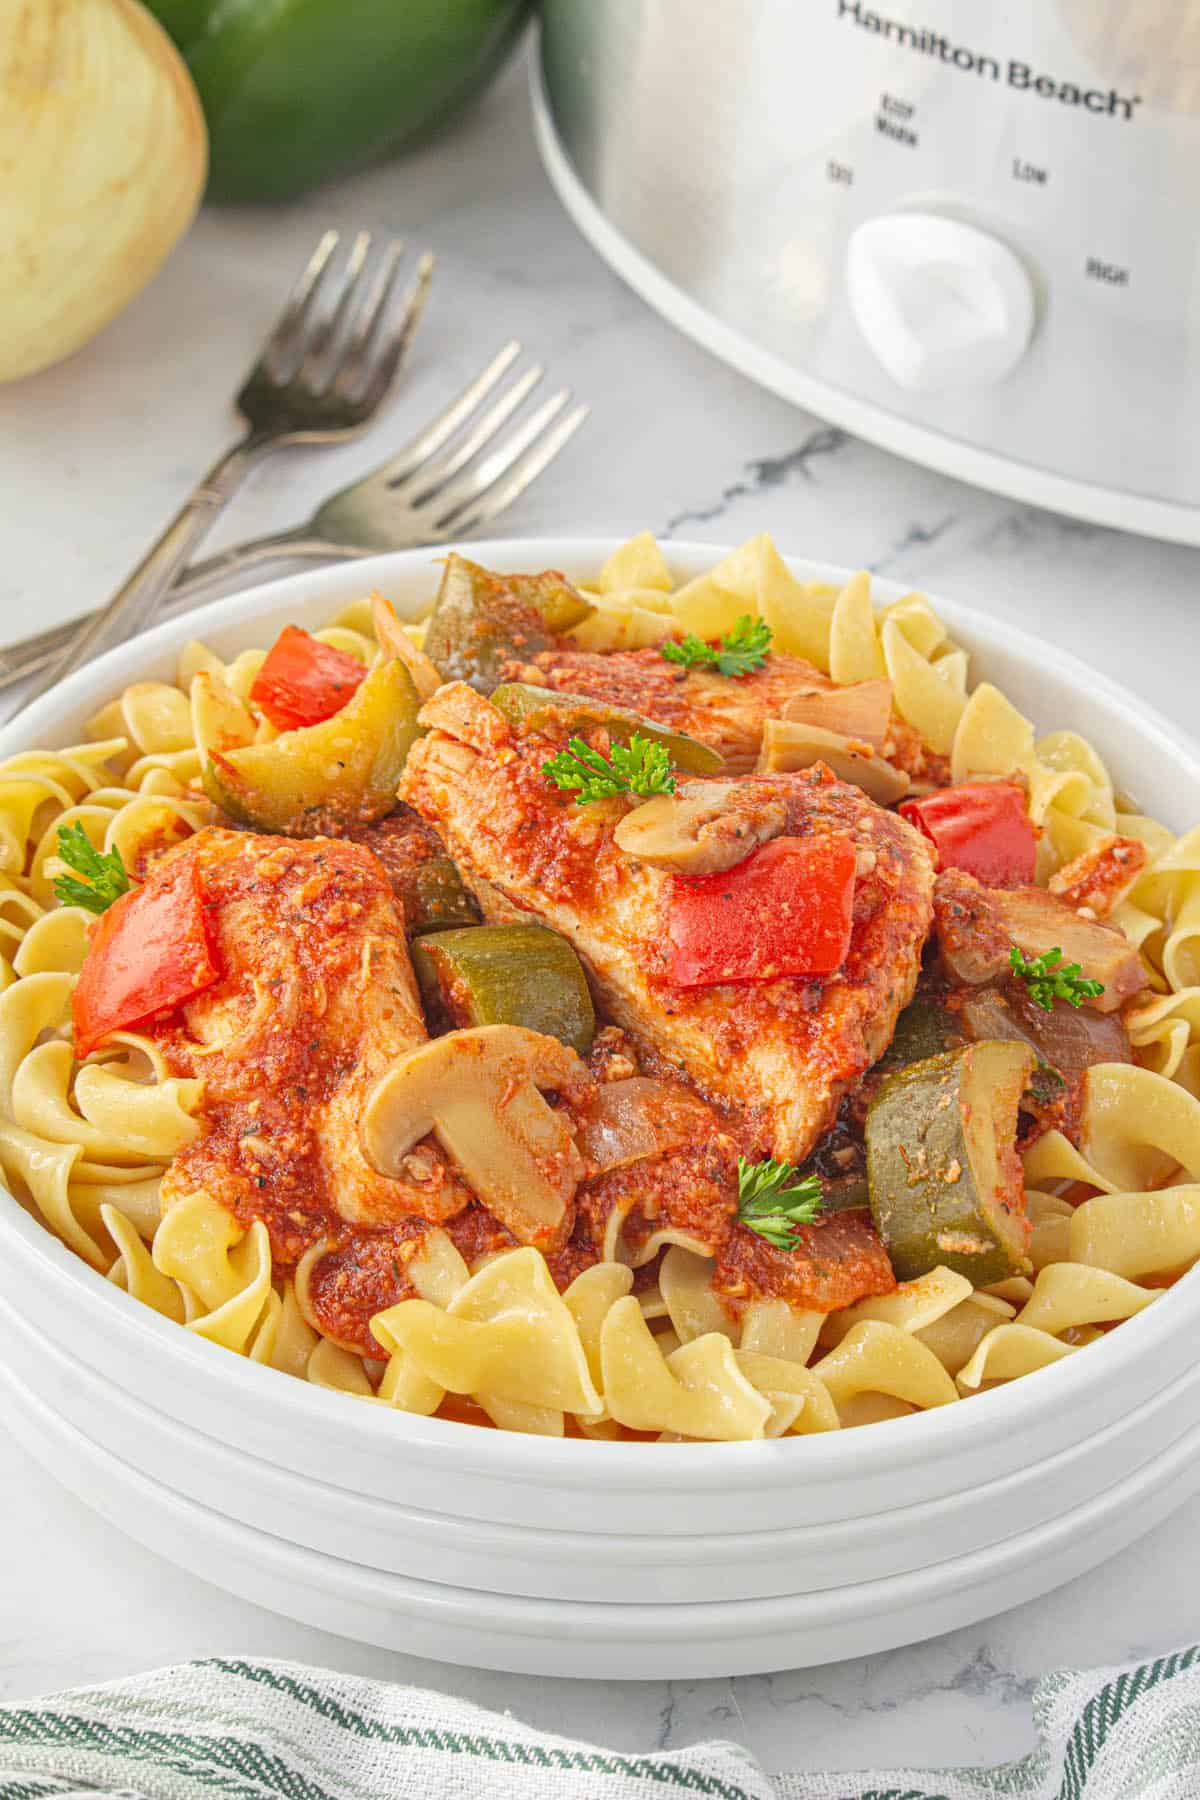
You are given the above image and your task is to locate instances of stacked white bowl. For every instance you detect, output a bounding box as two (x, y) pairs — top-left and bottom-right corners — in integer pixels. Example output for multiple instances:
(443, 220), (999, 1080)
(1, 543), (1199, 1679)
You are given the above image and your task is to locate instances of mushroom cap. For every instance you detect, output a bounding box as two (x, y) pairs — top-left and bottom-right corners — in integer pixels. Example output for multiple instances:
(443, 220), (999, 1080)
(614, 779), (788, 874)
(362, 1024), (587, 1252)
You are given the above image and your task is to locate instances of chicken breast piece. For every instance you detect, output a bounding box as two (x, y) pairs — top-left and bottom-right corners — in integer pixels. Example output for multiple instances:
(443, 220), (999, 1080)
(154, 828), (471, 1262)
(402, 684), (937, 1163)
(509, 646), (944, 782)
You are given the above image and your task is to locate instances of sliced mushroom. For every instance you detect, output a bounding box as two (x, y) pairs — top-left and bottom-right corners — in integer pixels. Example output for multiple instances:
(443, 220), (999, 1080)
(371, 592), (443, 701)
(781, 677), (893, 751)
(362, 1024), (586, 1252)
(613, 779), (788, 874)
(757, 719), (909, 805)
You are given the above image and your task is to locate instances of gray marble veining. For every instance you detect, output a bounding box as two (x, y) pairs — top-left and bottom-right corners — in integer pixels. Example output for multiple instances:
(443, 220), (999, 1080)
(0, 45), (1197, 1784)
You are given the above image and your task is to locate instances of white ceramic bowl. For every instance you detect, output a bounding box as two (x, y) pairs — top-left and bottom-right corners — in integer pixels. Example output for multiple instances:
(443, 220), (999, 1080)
(1, 541), (1198, 1675)
(5, 1348), (1200, 1678)
(5, 1288), (1200, 1608)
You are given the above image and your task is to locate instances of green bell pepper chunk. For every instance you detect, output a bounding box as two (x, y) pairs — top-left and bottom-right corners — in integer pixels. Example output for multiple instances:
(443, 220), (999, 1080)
(412, 923), (595, 1054)
(489, 683), (724, 777)
(145, 0), (532, 202)
(422, 555), (595, 693)
(405, 856), (483, 936)
(875, 994), (967, 1075)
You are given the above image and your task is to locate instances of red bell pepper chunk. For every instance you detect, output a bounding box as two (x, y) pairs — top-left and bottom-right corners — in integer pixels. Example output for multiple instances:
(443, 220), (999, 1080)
(899, 780), (1036, 887)
(72, 860), (220, 1058)
(249, 624), (366, 731)
(667, 835), (856, 988)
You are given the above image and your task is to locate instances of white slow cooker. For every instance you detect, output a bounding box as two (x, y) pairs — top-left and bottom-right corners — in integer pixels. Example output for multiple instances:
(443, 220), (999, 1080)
(534, 1), (1200, 543)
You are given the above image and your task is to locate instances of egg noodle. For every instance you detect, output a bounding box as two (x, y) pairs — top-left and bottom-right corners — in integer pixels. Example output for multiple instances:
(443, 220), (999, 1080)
(2, 534), (1199, 1441)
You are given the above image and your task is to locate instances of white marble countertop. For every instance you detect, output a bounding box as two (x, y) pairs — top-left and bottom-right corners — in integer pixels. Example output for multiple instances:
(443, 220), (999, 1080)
(1, 45), (1199, 1787)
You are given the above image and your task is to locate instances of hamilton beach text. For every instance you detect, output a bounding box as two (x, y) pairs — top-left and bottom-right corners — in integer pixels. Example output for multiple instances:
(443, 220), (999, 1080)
(836, 2), (1142, 121)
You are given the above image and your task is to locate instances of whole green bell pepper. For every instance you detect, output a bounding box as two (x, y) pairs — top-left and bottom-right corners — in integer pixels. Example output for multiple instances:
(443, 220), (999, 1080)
(145, 0), (532, 203)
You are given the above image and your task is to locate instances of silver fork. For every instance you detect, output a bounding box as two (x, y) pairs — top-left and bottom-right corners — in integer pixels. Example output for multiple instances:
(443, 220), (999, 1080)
(0, 344), (588, 694)
(14, 227), (433, 713)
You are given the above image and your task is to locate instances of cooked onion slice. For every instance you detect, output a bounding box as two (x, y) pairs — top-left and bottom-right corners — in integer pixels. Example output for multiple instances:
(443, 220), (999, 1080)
(578, 1077), (712, 1173)
(757, 719), (908, 805)
(781, 677), (893, 750)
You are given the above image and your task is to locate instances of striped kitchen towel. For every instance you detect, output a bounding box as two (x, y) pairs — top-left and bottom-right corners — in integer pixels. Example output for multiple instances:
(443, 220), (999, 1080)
(1, 1646), (1198, 1800)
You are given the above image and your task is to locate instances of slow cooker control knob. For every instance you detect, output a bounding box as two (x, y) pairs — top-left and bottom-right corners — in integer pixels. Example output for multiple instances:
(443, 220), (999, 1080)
(846, 213), (1035, 391)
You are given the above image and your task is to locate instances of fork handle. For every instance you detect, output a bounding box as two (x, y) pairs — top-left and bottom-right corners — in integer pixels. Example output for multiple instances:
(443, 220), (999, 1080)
(12, 434), (265, 715)
(169, 527), (366, 599)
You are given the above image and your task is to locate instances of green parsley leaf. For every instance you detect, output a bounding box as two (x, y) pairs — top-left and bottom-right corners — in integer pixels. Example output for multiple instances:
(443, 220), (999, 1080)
(542, 737), (620, 803)
(660, 632), (718, 671)
(714, 614), (773, 677)
(736, 1155), (823, 1251)
(542, 732), (677, 806)
(660, 614), (773, 679)
(1009, 944), (1105, 1012)
(52, 822), (132, 915)
(609, 733), (678, 796)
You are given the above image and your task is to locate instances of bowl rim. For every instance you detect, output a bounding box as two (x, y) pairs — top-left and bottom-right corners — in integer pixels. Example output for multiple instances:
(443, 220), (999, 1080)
(3, 534), (1199, 1488)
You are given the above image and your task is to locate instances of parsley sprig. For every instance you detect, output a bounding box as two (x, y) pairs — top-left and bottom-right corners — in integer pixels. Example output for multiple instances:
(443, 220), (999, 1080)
(660, 614), (773, 679)
(52, 822), (132, 915)
(736, 1156), (823, 1251)
(542, 733), (677, 806)
(1009, 945), (1104, 1012)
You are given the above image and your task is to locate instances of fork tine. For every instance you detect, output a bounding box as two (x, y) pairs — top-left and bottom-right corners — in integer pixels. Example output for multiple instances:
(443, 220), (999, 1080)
(297, 229), (372, 384)
(372, 342), (524, 487)
(442, 404), (590, 535)
(339, 249), (434, 406)
(336, 236), (404, 370)
(424, 389), (573, 520)
(368, 249), (435, 397)
(405, 364), (543, 502)
(260, 229), (340, 372)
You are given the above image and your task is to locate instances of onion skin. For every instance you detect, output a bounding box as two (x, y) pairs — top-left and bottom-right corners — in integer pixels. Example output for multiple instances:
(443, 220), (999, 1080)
(0, 0), (207, 383)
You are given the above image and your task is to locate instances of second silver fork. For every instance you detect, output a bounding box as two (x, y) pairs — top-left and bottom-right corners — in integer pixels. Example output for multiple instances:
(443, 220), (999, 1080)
(13, 227), (433, 713)
(1, 344), (588, 694)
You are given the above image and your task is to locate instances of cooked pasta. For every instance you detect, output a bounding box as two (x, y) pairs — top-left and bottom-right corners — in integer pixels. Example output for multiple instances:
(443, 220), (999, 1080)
(2, 534), (1198, 1444)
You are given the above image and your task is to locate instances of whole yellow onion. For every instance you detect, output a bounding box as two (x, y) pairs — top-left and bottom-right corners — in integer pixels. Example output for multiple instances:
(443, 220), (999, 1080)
(0, 0), (207, 383)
